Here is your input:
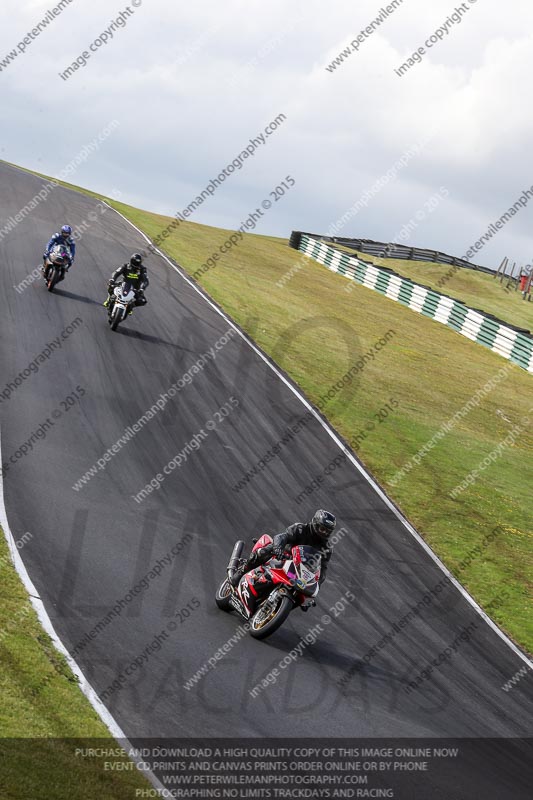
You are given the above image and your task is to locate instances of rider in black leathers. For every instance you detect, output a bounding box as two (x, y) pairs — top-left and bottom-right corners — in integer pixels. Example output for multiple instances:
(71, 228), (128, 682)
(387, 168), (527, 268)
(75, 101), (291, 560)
(229, 509), (337, 587)
(104, 253), (149, 309)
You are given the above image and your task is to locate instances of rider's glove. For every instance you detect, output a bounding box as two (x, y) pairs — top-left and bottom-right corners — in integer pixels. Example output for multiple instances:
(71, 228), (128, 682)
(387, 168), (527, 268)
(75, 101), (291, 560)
(273, 545), (284, 560)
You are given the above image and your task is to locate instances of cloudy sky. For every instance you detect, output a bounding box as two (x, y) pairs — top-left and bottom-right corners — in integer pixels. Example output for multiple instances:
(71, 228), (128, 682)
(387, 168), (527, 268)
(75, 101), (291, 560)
(1, 0), (532, 269)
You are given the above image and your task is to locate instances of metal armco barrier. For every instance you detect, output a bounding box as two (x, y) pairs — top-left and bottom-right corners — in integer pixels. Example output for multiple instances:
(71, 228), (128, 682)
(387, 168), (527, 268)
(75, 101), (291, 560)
(307, 233), (494, 275)
(294, 234), (533, 374)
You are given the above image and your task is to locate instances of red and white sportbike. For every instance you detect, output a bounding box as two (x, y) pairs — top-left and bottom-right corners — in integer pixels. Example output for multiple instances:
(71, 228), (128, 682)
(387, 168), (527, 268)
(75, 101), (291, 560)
(215, 535), (321, 639)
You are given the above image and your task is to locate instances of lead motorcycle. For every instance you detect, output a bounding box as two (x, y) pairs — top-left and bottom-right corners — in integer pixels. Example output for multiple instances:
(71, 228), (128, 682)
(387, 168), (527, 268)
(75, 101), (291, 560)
(216, 535), (322, 639)
(43, 244), (71, 292)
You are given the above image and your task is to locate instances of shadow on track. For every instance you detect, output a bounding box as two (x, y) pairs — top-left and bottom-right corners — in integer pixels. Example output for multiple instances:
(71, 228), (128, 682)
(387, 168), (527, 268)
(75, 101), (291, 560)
(54, 289), (103, 306)
(117, 326), (185, 348)
(249, 626), (409, 685)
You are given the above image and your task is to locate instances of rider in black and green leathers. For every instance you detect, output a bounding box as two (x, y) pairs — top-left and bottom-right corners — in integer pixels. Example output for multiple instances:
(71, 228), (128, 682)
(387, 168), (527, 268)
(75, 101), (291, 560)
(104, 253), (149, 309)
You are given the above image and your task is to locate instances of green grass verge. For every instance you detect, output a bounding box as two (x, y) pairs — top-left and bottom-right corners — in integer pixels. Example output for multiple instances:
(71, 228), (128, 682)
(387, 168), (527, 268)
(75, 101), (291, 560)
(0, 527), (150, 798)
(334, 244), (533, 333)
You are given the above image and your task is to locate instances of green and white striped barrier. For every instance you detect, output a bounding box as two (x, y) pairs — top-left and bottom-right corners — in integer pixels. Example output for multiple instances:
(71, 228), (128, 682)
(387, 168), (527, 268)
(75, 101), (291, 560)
(298, 235), (533, 374)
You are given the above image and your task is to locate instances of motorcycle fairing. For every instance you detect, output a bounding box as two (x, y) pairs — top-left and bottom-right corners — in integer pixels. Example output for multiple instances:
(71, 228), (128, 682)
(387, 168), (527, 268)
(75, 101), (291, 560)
(252, 534), (273, 553)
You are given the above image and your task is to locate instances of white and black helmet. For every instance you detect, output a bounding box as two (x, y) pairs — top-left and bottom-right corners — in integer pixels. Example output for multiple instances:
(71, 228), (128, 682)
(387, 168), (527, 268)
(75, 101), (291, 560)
(311, 509), (336, 539)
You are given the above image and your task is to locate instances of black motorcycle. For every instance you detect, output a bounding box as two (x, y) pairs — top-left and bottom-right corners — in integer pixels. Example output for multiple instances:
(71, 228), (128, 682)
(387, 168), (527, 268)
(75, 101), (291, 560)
(43, 245), (70, 292)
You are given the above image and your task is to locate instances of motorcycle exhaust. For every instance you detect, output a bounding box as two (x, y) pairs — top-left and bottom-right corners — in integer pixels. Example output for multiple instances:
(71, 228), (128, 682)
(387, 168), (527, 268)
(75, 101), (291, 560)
(227, 540), (245, 580)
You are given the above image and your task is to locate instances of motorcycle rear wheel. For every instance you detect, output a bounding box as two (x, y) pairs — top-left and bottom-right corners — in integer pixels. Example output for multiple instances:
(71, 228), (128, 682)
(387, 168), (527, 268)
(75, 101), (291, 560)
(249, 595), (292, 640)
(215, 578), (233, 611)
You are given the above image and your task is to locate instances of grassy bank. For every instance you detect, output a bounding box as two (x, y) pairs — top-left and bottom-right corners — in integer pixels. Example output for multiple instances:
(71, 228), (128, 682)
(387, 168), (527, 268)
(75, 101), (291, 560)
(339, 245), (532, 333)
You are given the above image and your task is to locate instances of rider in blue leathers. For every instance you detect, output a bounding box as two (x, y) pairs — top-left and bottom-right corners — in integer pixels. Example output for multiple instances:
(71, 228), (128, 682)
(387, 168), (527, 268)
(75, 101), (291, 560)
(42, 225), (75, 280)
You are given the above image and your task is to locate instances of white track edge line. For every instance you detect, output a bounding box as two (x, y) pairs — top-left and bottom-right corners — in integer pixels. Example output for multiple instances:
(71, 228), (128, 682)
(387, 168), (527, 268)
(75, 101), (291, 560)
(104, 200), (533, 670)
(0, 433), (169, 797)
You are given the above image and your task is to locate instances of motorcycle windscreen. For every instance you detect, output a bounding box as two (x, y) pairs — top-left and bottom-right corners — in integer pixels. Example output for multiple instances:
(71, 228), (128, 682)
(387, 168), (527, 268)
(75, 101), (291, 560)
(116, 281), (136, 302)
(294, 545), (322, 584)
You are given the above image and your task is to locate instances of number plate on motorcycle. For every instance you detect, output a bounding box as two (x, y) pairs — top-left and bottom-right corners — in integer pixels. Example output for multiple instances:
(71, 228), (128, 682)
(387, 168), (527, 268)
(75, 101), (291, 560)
(300, 566), (315, 583)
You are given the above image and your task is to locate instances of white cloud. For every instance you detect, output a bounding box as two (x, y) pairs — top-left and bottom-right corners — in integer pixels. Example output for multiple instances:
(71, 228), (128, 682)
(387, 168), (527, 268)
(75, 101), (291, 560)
(1, 0), (533, 269)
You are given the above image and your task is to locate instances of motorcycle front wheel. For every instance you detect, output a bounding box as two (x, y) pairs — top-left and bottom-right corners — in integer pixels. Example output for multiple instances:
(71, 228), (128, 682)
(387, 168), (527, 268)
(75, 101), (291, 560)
(215, 578), (233, 611)
(249, 595), (292, 640)
(110, 306), (123, 331)
(47, 267), (60, 292)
